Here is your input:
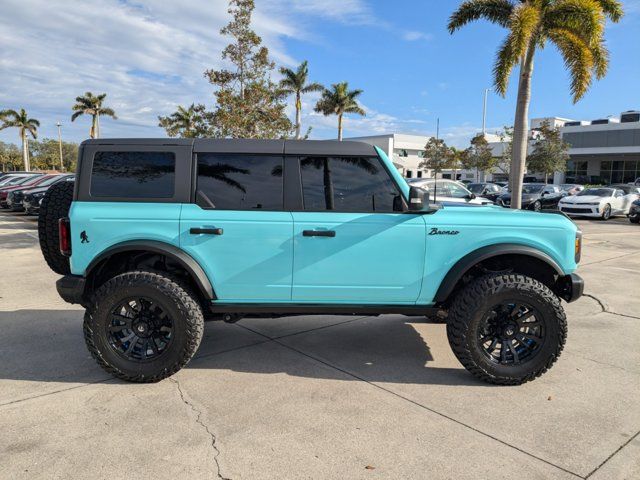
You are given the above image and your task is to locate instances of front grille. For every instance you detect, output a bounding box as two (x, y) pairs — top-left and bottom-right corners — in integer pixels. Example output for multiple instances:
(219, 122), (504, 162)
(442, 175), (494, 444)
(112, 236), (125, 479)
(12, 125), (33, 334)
(561, 207), (592, 213)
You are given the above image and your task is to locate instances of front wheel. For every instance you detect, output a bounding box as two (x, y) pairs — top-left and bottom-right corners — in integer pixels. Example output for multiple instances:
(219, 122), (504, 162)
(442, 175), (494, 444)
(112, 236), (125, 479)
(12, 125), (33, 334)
(447, 274), (567, 385)
(601, 203), (612, 220)
(83, 270), (204, 382)
(531, 200), (542, 212)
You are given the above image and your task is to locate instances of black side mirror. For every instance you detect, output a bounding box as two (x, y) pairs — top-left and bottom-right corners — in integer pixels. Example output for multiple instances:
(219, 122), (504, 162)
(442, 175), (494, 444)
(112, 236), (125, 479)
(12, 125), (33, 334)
(468, 193), (477, 200)
(408, 186), (428, 211)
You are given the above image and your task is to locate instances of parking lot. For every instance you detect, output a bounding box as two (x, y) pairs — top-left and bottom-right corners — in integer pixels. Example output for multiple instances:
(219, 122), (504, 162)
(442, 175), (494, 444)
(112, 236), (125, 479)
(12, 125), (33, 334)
(0, 210), (638, 480)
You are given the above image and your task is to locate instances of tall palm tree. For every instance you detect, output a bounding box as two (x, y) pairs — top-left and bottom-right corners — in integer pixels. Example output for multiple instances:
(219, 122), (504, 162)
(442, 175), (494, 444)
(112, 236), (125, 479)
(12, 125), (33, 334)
(0, 108), (39, 171)
(314, 82), (365, 141)
(448, 0), (623, 209)
(279, 61), (324, 139)
(71, 92), (117, 139)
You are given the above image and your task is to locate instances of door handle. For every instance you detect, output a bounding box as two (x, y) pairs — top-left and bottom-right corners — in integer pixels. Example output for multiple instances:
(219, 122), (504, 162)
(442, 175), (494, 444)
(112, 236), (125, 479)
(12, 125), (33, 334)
(190, 227), (223, 235)
(303, 230), (336, 237)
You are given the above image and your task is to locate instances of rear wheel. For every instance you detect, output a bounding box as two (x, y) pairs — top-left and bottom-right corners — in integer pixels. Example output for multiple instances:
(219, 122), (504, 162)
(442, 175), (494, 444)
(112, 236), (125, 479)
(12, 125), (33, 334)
(601, 203), (612, 220)
(447, 274), (567, 385)
(83, 270), (204, 382)
(38, 181), (74, 274)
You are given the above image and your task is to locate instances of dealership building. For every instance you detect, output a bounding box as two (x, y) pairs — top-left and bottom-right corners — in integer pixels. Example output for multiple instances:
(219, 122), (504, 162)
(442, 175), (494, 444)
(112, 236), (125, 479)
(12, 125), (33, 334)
(558, 110), (640, 184)
(349, 110), (640, 184)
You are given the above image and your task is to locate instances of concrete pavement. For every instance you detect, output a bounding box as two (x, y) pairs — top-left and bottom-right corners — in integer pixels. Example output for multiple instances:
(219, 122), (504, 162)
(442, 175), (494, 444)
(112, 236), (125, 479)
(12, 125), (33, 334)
(0, 211), (638, 479)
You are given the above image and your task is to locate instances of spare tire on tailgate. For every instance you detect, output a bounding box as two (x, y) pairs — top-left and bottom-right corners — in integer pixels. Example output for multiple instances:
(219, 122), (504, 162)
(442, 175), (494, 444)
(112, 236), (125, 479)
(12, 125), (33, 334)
(38, 180), (74, 275)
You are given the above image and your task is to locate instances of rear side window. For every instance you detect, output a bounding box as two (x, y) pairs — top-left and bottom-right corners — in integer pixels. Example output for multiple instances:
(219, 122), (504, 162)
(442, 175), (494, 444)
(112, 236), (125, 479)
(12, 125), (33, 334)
(300, 156), (401, 212)
(91, 151), (175, 198)
(197, 154), (283, 210)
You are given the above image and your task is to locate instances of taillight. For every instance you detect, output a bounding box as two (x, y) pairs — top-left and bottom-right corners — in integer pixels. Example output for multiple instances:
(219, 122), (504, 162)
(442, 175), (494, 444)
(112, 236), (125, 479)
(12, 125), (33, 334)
(59, 217), (71, 256)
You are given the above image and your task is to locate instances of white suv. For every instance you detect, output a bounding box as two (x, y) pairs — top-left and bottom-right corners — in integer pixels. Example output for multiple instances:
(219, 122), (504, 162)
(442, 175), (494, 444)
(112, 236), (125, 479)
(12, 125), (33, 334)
(406, 178), (494, 205)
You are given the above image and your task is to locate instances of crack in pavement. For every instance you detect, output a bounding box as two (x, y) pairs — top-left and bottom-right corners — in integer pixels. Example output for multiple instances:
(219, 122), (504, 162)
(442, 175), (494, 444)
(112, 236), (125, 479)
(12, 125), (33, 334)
(583, 293), (640, 320)
(171, 377), (230, 480)
(584, 429), (640, 479)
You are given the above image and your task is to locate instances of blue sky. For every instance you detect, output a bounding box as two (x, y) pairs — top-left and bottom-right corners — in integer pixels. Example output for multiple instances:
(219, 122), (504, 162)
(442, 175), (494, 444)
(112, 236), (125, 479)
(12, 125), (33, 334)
(1, 0), (638, 147)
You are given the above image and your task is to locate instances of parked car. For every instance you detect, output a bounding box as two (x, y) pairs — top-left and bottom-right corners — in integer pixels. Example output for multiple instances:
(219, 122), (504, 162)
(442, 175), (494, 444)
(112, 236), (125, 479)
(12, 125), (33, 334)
(629, 199), (640, 224)
(0, 171), (41, 181)
(0, 174), (45, 207)
(7, 174), (74, 211)
(558, 186), (635, 220)
(22, 175), (75, 215)
(406, 178), (494, 205)
(42, 138), (583, 386)
(559, 184), (584, 196)
(496, 184), (565, 211)
(0, 173), (36, 187)
(466, 182), (503, 202)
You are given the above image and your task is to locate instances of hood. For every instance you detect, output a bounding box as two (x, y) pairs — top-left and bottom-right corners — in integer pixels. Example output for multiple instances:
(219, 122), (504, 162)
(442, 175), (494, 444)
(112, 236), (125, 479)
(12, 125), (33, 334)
(561, 195), (605, 204)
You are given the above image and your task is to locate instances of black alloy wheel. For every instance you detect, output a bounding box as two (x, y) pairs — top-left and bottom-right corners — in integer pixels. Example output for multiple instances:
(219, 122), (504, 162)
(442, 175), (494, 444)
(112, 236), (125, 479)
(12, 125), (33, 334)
(478, 301), (544, 365)
(107, 296), (174, 362)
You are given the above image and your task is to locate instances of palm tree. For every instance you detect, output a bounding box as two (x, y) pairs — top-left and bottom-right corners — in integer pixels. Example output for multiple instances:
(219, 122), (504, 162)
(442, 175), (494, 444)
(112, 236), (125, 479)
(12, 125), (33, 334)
(0, 108), (39, 171)
(71, 92), (117, 139)
(158, 104), (209, 138)
(448, 0), (623, 209)
(314, 82), (365, 141)
(279, 61), (324, 139)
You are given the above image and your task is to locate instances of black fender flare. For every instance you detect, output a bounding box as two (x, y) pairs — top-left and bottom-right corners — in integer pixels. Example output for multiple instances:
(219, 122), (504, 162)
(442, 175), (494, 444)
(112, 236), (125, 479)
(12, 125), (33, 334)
(85, 240), (216, 300)
(433, 243), (564, 303)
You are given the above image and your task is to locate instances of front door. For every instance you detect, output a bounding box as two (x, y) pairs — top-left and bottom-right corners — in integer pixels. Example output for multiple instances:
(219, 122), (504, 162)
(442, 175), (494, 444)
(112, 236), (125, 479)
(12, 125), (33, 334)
(291, 156), (426, 303)
(180, 153), (293, 302)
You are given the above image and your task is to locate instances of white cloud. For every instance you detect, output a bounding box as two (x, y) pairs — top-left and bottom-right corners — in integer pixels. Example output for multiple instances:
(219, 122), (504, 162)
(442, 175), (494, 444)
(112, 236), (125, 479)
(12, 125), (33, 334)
(403, 31), (433, 42)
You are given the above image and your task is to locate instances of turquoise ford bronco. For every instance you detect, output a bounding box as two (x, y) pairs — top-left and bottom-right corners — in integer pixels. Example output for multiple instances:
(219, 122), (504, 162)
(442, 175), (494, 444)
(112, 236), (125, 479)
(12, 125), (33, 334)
(38, 139), (583, 385)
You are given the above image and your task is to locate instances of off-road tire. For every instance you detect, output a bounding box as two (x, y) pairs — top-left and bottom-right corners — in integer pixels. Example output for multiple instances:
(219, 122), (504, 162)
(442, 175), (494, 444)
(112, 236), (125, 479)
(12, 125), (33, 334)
(447, 274), (567, 385)
(38, 180), (74, 275)
(83, 270), (204, 383)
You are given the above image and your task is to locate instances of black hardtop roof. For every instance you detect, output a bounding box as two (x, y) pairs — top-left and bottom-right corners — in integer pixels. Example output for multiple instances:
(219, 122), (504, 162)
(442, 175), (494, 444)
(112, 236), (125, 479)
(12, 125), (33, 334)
(81, 138), (377, 156)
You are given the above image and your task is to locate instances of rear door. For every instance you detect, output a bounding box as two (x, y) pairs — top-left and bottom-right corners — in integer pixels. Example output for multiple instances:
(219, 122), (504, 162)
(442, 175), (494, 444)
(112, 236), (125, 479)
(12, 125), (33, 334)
(179, 150), (294, 302)
(291, 155), (426, 303)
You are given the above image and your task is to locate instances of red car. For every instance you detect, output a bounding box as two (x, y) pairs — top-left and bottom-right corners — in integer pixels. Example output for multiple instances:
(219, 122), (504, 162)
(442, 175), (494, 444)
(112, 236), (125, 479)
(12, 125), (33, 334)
(0, 174), (47, 208)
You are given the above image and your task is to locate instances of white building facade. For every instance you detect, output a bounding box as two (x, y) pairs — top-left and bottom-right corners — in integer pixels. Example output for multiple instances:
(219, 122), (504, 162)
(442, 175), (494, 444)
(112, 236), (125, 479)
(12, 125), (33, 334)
(346, 133), (433, 178)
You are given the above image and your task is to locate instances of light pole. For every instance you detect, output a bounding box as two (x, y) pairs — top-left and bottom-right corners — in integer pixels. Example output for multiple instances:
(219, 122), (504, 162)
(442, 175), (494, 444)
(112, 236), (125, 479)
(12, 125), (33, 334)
(482, 88), (491, 136)
(56, 122), (64, 172)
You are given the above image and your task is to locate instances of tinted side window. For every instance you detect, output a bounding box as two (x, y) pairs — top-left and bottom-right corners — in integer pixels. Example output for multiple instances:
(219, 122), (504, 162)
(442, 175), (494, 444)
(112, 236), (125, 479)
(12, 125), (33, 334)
(197, 154), (283, 210)
(91, 151), (175, 198)
(300, 156), (401, 212)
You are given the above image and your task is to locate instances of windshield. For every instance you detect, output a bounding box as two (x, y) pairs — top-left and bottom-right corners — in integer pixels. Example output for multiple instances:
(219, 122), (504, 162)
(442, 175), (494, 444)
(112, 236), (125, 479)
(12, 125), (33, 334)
(467, 183), (484, 193)
(12, 176), (38, 186)
(578, 188), (613, 197)
(560, 184), (576, 190)
(522, 184), (544, 194)
(36, 176), (61, 187)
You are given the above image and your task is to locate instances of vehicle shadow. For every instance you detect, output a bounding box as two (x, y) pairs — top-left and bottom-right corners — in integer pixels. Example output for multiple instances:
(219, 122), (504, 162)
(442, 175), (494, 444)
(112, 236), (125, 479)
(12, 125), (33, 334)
(0, 310), (483, 388)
